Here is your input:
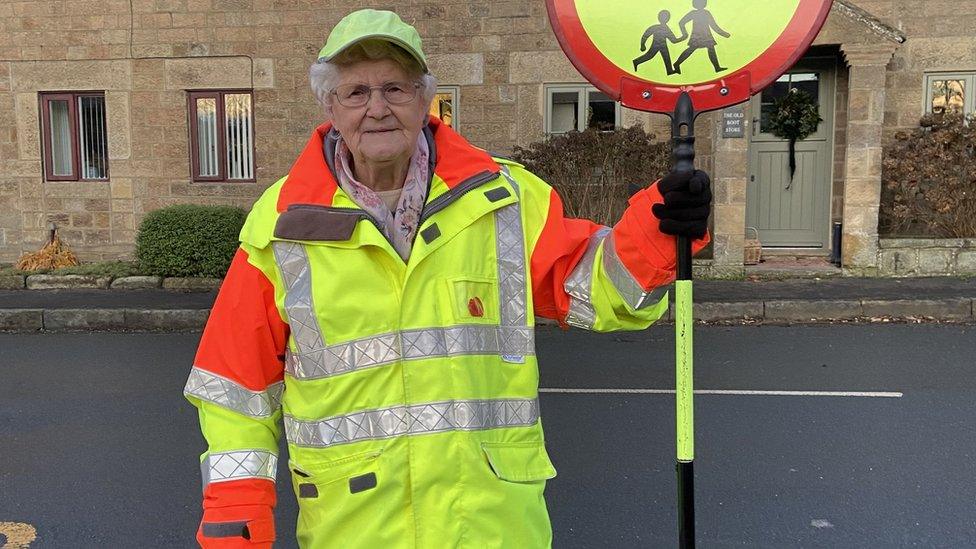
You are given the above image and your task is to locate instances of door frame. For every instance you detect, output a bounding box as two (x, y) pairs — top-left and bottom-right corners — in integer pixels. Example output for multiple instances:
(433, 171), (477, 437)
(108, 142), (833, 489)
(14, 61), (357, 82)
(747, 56), (837, 255)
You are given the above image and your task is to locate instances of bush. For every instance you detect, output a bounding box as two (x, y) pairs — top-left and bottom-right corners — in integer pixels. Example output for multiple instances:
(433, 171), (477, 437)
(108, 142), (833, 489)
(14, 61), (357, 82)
(881, 113), (976, 237)
(136, 204), (246, 277)
(512, 125), (671, 226)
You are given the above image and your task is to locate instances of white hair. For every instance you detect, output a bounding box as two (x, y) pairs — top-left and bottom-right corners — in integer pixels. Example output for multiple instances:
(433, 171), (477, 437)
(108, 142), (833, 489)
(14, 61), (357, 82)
(309, 39), (437, 118)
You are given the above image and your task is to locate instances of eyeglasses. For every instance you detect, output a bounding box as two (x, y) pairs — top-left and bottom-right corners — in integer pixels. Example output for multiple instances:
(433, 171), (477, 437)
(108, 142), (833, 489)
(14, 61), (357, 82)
(330, 81), (422, 108)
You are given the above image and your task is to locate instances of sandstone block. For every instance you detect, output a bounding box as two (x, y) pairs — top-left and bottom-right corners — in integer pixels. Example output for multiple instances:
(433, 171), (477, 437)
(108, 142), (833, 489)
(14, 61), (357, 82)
(0, 309), (42, 331)
(861, 299), (971, 320)
(764, 300), (863, 322)
(27, 274), (112, 289)
(111, 276), (162, 289)
(124, 308), (209, 331)
(44, 309), (126, 330)
(162, 277), (222, 291)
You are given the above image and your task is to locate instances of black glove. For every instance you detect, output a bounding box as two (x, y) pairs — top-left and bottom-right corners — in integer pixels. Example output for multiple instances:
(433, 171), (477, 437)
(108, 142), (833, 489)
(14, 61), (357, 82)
(651, 169), (712, 239)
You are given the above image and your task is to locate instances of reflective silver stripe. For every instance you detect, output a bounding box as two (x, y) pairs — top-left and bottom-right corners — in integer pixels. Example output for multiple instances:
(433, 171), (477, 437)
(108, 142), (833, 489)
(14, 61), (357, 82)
(285, 324), (535, 380)
(285, 398), (539, 448)
(497, 167), (528, 361)
(201, 449), (277, 488)
(273, 241), (325, 354)
(184, 367), (284, 418)
(602, 231), (670, 310)
(564, 227), (611, 329)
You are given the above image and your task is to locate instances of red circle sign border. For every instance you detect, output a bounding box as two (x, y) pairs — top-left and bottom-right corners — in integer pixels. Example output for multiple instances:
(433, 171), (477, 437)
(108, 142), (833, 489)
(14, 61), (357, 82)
(546, 0), (834, 113)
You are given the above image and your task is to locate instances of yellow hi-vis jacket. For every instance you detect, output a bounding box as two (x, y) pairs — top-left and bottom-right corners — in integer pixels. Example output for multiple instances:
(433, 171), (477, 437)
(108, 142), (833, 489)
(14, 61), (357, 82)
(184, 117), (707, 548)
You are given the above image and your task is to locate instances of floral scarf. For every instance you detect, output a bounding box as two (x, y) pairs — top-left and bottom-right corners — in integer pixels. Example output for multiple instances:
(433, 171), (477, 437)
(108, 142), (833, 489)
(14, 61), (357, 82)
(332, 134), (430, 261)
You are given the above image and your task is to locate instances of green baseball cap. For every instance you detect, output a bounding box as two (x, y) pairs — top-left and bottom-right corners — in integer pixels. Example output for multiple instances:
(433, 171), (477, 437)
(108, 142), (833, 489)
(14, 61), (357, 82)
(317, 9), (428, 73)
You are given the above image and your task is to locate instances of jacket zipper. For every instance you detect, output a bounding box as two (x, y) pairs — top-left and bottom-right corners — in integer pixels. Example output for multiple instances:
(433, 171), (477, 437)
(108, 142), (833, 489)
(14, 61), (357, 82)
(418, 170), (500, 226)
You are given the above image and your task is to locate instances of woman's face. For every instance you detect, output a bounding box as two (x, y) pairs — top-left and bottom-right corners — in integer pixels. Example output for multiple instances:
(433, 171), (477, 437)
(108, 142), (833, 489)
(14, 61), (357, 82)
(329, 58), (428, 167)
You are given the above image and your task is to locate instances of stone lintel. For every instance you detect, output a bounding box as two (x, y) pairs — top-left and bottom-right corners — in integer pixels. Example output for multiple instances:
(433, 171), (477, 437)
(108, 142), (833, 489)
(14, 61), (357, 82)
(164, 57), (251, 90)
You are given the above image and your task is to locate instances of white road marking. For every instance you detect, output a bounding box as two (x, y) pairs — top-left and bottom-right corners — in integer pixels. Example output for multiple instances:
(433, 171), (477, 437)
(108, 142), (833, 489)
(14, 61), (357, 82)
(539, 388), (903, 398)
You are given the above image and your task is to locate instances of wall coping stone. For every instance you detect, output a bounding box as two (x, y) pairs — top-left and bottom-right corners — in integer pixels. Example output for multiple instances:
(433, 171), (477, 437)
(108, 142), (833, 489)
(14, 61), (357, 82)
(0, 275), (26, 290)
(26, 274), (112, 290)
(880, 238), (976, 249)
(162, 277), (223, 291)
(111, 276), (163, 290)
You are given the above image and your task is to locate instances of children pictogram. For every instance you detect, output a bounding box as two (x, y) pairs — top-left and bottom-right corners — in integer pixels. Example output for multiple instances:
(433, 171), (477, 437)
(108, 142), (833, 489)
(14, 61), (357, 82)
(632, 1), (731, 76)
(632, 10), (682, 75)
(673, 0), (731, 74)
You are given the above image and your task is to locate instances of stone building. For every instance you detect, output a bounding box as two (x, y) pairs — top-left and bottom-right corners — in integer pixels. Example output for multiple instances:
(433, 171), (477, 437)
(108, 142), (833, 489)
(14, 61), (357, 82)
(0, 1), (971, 274)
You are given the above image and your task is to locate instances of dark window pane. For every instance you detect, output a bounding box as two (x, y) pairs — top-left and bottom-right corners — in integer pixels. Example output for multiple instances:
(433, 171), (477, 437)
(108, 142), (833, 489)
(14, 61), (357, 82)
(760, 76), (791, 133)
(78, 96), (108, 180)
(790, 73), (819, 103)
(760, 73), (819, 133)
(587, 91), (616, 131)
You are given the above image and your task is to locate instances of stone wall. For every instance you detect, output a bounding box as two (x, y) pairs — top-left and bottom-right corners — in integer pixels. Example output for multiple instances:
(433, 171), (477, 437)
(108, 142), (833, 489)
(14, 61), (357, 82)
(850, 0), (976, 142)
(879, 238), (976, 276)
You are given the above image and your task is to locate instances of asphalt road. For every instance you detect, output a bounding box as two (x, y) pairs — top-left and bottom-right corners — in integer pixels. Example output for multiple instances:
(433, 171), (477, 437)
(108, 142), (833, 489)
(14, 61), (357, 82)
(1, 325), (974, 548)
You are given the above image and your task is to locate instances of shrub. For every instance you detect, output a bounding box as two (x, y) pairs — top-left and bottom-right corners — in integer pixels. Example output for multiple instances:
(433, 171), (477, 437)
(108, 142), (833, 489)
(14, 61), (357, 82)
(136, 204), (246, 277)
(881, 113), (976, 237)
(512, 125), (671, 226)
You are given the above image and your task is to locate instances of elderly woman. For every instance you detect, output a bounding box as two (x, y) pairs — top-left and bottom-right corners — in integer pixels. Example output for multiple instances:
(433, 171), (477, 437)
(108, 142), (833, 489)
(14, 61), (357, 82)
(185, 8), (710, 549)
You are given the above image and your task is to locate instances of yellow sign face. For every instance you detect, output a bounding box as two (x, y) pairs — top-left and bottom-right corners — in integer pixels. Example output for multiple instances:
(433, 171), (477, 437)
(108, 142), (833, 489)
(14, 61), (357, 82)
(576, 0), (801, 85)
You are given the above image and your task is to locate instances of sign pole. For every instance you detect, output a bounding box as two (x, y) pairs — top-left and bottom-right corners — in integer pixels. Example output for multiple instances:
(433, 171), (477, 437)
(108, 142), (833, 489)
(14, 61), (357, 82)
(671, 91), (697, 549)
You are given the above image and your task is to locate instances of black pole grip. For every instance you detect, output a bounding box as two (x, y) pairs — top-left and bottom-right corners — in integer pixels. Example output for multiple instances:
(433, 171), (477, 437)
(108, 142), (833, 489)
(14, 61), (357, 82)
(670, 92), (695, 281)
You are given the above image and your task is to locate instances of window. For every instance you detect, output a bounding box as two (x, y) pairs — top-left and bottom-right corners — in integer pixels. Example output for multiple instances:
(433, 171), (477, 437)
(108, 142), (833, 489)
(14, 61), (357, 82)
(759, 72), (820, 134)
(925, 73), (976, 116)
(40, 92), (109, 181)
(188, 90), (255, 182)
(545, 85), (620, 134)
(429, 86), (458, 130)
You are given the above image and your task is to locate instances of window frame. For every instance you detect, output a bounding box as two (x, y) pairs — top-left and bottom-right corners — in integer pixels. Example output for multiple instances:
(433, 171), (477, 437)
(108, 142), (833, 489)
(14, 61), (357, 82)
(430, 85), (460, 132)
(544, 84), (621, 135)
(923, 72), (976, 116)
(187, 89), (256, 183)
(39, 91), (109, 182)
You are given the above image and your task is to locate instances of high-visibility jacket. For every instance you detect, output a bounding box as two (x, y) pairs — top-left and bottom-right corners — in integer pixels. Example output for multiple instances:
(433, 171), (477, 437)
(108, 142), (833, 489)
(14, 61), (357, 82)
(185, 117), (707, 548)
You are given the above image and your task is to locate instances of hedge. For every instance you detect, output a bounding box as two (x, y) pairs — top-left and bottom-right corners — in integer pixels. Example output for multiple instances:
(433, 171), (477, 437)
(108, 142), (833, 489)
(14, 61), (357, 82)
(511, 125), (671, 226)
(136, 204), (246, 278)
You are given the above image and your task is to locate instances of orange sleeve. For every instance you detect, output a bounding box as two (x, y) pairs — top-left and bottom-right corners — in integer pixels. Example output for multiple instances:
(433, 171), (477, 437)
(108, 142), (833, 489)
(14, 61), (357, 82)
(529, 188), (605, 321)
(529, 182), (709, 322)
(194, 248), (289, 391)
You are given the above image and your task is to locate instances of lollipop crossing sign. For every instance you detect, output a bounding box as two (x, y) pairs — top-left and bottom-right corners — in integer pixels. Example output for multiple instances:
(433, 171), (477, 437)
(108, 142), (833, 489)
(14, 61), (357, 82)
(546, 0), (833, 113)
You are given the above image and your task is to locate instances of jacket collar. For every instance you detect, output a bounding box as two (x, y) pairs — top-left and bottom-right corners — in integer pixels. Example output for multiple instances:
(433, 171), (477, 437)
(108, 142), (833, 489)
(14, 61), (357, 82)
(275, 117), (499, 213)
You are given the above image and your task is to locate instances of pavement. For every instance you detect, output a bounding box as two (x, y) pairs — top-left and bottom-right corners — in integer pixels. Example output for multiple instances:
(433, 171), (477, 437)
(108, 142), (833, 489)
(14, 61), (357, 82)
(1, 276), (976, 332)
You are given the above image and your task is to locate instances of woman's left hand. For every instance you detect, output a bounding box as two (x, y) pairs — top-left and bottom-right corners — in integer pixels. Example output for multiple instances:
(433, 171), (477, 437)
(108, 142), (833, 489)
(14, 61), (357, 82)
(651, 170), (712, 239)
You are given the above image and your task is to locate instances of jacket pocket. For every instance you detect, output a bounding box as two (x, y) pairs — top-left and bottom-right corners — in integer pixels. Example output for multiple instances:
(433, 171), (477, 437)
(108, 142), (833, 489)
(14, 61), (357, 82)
(481, 441), (557, 483)
(289, 449), (383, 492)
(448, 277), (500, 323)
